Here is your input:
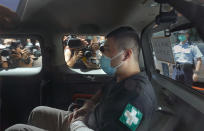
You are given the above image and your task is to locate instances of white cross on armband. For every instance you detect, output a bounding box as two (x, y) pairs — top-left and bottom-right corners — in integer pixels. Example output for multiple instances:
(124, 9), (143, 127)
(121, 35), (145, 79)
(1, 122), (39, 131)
(124, 107), (139, 126)
(119, 104), (143, 131)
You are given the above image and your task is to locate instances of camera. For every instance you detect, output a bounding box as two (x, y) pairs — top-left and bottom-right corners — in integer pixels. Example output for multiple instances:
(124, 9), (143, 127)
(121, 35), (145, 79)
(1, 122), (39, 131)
(0, 48), (11, 61)
(81, 46), (92, 58)
(68, 37), (93, 58)
(1, 48), (10, 56)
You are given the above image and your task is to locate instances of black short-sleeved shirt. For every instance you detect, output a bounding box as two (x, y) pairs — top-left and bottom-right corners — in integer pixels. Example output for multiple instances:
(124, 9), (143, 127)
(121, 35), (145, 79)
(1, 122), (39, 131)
(86, 72), (157, 131)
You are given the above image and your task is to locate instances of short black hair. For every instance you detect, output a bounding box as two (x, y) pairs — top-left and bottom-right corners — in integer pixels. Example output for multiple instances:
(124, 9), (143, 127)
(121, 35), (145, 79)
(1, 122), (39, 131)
(106, 26), (140, 60)
(106, 26), (136, 38)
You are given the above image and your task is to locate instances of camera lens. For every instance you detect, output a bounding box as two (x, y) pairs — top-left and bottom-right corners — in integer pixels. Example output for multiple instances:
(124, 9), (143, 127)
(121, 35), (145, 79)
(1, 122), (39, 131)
(99, 46), (104, 53)
(1, 50), (10, 56)
(84, 51), (92, 58)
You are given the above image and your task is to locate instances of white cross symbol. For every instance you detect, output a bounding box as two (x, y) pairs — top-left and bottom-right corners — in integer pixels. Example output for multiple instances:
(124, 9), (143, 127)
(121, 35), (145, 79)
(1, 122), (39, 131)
(124, 107), (139, 126)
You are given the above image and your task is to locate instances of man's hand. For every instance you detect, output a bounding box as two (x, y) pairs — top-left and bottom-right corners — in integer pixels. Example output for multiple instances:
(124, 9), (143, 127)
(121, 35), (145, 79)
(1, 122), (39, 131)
(63, 36), (68, 42)
(193, 73), (199, 82)
(70, 109), (86, 124)
(68, 107), (89, 125)
(21, 48), (29, 54)
(73, 107), (88, 118)
(10, 52), (21, 59)
(73, 51), (83, 60)
(193, 58), (202, 82)
(67, 91), (102, 127)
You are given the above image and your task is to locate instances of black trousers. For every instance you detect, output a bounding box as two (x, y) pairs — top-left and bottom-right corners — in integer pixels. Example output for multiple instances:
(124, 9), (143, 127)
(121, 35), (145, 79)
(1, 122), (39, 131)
(172, 63), (194, 86)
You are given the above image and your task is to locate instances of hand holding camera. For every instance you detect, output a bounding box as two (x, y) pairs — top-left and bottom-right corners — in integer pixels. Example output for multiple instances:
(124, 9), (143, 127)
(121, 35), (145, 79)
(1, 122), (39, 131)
(73, 51), (83, 60)
(67, 37), (93, 59)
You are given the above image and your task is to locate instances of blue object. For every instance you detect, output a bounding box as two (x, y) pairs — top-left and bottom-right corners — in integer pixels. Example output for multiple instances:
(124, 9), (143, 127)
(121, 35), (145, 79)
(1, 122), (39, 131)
(0, 0), (20, 12)
(161, 63), (169, 77)
(99, 55), (116, 76)
(178, 35), (187, 42)
(99, 51), (124, 76)
(173, 42), (203, 64)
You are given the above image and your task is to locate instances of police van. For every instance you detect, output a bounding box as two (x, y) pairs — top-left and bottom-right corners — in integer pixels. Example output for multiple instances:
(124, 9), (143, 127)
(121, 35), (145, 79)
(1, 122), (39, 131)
(1, 0), (204, 131)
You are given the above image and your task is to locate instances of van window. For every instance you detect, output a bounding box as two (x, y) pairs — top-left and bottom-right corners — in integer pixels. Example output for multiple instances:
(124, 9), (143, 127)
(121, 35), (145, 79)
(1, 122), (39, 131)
(63, 35), (106, 75)
(0, 0), (20, 12)
(0, 37), (42, 75)
(151, 28), (204, 90)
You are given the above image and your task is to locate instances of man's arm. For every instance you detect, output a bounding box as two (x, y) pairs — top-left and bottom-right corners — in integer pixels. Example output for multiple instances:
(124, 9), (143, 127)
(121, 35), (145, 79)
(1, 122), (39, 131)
(65, 48), (76, 67)
(65, 48), (71, 63)
(192, 45), (203, 82)
(82, 89), (102, 110)
(193, 58), (202, 82)
(74, 89), (102, 117)
(68, 89), (103, 125)
(66, 50), (82, 68)
(195, 58), (202, 73)
(69, 90), (103, 131)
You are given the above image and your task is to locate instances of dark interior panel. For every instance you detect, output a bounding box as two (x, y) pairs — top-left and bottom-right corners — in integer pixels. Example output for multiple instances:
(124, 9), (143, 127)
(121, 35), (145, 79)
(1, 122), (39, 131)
(45, 72), (110, 110)
(150, 79), (204, 131)
(1, 75), (41, 130)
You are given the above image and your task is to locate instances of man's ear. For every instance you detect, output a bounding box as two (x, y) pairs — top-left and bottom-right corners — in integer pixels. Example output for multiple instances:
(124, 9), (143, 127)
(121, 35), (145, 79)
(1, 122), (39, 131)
(123, 49), (132, 61)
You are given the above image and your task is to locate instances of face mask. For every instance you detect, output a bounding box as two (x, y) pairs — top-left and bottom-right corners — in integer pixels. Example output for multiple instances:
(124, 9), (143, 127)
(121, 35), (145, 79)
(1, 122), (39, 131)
(99, 51), (124, 76)
(178, 35), (187, 42)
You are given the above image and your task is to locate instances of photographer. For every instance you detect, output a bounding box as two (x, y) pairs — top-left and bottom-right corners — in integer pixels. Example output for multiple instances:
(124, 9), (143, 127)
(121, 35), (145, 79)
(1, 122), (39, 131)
(0, 39), (17, 69)
(9, 42), (33, 68)
(82, 38), (101, 69)
(0, 50), (9, 69)
(65, 36), (103, 69)
(18, 48), (33, 67)
(65, 38), (89, 68)
(32, 40), (42, 67)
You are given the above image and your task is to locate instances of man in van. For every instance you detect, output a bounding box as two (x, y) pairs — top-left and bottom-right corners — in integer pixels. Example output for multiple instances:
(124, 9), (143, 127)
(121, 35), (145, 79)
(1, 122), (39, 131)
(6, 26), (157, 131)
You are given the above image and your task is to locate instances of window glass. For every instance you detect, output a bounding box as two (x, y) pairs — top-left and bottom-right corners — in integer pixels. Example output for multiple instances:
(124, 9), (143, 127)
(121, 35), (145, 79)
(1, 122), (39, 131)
(151, 28), (204, 90)
(63, 35), (106, 74)
(0, 0), (20, 12)
(0, 37), (42, 75)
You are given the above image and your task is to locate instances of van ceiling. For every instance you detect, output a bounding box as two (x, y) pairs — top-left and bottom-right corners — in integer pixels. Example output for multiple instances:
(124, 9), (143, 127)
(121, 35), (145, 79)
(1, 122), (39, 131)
(17, 0), (159, 34)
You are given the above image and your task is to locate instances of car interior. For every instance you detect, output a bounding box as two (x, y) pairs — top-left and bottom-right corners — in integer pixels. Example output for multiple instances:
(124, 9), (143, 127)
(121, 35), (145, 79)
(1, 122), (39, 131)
(1, 0), (204, 130)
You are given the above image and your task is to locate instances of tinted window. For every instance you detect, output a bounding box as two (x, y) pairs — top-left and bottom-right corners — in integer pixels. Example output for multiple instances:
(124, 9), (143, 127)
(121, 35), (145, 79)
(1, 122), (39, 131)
(151, 28), (204, 89)
(63, 35), (106, 75)
(0, 37), (42, 75)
